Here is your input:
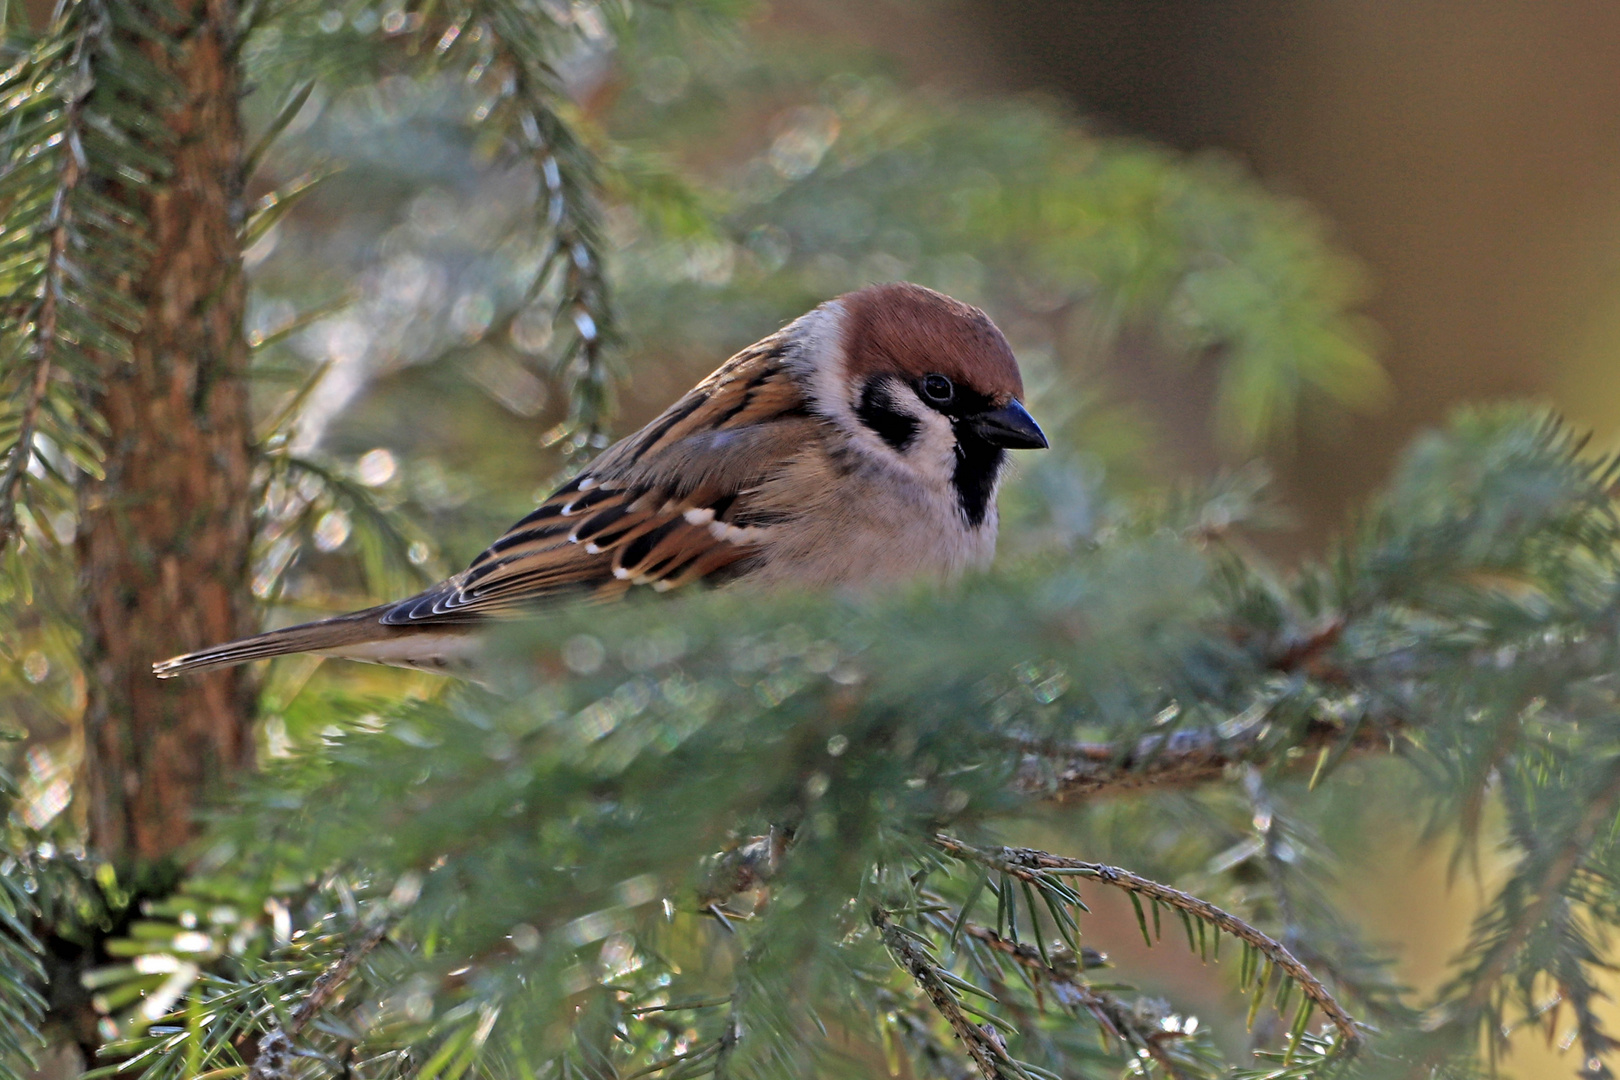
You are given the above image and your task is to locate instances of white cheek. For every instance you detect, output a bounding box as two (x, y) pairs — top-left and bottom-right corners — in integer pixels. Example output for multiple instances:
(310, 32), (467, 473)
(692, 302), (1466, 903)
(839, 381), (959, 484)
(777, 303), (963, 491)
(904, 406), (961, 484)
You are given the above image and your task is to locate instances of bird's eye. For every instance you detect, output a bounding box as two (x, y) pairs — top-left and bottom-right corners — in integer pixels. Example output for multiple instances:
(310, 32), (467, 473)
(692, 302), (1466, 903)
(920, 373), (954, 404)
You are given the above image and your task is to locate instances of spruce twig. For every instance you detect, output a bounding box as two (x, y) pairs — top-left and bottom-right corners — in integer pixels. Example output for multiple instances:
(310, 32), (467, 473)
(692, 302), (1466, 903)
(0, 11), (93, 555)
(874, 907), (1013, 1080)
(934, 837), (1361, 1050)
(961, 924), (1190, 1080)
(462, 0), (617, 449)
(1425, 754), (1620, 1074)
(244, 921), (388, 1080)
(1008, 714), (1402, 803)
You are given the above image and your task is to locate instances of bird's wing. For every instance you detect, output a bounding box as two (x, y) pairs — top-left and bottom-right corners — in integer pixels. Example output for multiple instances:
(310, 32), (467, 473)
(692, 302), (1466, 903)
(381, 339), (816, 625)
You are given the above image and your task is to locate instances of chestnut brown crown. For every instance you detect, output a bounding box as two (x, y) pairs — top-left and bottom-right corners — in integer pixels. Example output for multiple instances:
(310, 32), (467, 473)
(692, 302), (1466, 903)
(838, 282), (1025, 405)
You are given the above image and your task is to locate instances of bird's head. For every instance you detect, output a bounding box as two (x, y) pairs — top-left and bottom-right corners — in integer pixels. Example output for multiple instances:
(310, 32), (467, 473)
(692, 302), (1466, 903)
(817, 281), (1047, 527)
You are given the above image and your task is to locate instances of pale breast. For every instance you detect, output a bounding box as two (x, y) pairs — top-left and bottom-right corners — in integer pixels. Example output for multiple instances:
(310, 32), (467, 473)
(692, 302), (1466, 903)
(737, 443), (999, 590)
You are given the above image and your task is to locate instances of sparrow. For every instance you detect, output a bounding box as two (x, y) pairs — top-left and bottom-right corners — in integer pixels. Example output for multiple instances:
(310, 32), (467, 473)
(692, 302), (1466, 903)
(154, 282), (1047, 678)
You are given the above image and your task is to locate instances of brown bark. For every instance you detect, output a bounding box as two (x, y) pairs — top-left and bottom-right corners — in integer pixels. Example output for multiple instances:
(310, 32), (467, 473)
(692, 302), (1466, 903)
(77, 0), (257, 864)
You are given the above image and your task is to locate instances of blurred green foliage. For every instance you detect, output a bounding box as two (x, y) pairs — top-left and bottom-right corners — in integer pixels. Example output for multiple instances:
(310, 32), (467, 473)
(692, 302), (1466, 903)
(0, 747), (45, 1080)
(604, 35), (1385, 448)
(71, 405), (1620, 1080)
(13, 3), (1620, 1080)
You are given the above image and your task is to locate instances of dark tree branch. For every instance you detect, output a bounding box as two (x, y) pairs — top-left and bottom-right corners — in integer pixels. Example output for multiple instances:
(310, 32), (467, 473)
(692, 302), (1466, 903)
(934, 836), (1362, 1050)
(962, 924), (1190, 1080)
(1010, 714), (1404, 803)
(873, 907), (1013, 1080)
(245, 921), (388, 1080)
(1433, 755), (1620, 1076)
(0, 12), (93, 555)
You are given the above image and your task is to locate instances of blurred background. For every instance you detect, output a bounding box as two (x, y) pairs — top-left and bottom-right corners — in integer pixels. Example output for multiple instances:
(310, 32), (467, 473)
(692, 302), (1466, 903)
(799, 1), (1620, 538)
(248, 5), (1619, 1075)
(228, 0), (1620, 565)
(14, 1), (1620, 1075)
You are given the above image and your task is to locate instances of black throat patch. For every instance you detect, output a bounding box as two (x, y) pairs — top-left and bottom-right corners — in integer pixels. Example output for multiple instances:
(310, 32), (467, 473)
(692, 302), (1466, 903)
(856, 375), (1006, 527)
(856, 377), (919, 453)
(931, 381), (1005, 529)
(951, 432), (1004, 528)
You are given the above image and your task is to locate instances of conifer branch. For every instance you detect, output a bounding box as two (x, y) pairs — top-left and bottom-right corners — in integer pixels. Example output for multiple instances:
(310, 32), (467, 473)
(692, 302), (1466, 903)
(873, 906), (1012, 1080)
(1010, 714), (1402, 803)
(933, 836), (1362, 1050)
(265, 0), (620, 448)
(76, 408), (1620, 1080)
(244, 921), (388, 1080)
(621, 1041), (724, 1080)
(1244, 768), (1305, 945)
(960, 924), (1191, 1080)
(0, 10), (94, 554)
(0, 760), (45, 1080)
(0, 141), (76, 552)
(1, 0), (171, 561)
(1457, 757), (1620, 1011)
(1429, 754), (1620, 1072)
(461, 0), (617, 448)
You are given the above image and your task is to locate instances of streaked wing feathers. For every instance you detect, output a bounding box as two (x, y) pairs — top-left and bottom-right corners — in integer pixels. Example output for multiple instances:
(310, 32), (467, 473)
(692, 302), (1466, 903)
(381, 338), (813, 626)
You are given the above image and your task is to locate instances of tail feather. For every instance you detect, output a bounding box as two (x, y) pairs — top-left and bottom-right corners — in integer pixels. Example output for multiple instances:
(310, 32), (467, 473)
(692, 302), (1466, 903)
(152, 605), (398, 678)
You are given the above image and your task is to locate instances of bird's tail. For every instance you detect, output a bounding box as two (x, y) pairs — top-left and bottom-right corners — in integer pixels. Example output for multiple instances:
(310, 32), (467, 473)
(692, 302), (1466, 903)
(152, 605), (397, 678)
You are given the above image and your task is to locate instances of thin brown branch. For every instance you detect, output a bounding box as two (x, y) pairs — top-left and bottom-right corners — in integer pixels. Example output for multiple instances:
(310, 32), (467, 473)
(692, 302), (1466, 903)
(1454, 755), (1620, 1020)
(0, 21), (93, 554)
(934, 836), (1362, 1051)
(873, 907), (1012, 1080)
(1012, 713), (1403, 803)
(962, 924), (1189, 1080)
(1396, 758), (1620, 1079)
(1263, 619), (1346, 678)
(882, 996), (982, 1080)
(246, 921), (388, 1080)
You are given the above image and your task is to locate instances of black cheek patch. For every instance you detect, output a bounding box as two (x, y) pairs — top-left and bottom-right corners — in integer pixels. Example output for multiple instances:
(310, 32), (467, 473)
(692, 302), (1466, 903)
(856, 378), (919, 453)
(951, 433), (1006, 528)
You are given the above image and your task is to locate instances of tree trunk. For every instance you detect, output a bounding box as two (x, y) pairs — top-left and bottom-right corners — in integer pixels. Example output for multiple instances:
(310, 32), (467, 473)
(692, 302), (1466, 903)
(78, 0), (257, 867)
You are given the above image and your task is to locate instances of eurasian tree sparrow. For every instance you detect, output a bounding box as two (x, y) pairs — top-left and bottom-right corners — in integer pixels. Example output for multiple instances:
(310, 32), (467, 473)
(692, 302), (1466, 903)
(154, 282), (1047, 677)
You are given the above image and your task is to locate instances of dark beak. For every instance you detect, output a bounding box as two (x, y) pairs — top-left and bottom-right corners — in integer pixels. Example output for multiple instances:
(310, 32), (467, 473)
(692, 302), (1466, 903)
(966, 399), (1048, 450)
